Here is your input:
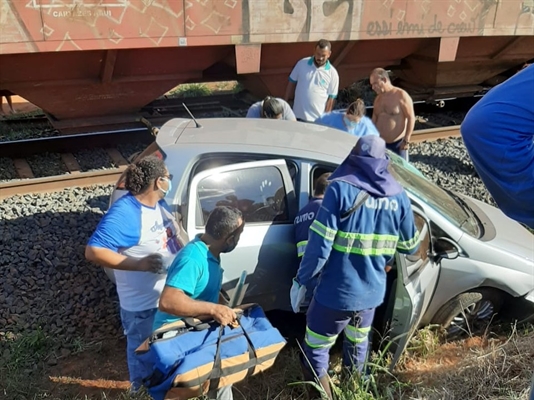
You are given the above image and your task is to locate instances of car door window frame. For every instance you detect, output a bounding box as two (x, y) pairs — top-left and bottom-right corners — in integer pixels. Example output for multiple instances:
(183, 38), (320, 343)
(398, 207), (434, 285)
(186, 159), (298, 233)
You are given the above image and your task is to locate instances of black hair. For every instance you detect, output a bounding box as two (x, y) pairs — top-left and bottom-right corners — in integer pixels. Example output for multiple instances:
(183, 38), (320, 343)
(205, 206), (243, 240)
(262, 96), (284, 118)
(316, 39), (332, 51)
(314, 172), (332, 197)
(124, 155), (167, 195)
(347, 99), (366, 118)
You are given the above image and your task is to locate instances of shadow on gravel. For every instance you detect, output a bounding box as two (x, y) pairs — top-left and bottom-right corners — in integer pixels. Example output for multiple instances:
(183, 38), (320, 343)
(410, 154), (477, 177)
(86, 195), (112, 212)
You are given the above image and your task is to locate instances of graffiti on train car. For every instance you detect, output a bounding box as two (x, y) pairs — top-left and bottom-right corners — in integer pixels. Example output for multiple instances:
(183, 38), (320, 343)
(0, 0), (533, 53)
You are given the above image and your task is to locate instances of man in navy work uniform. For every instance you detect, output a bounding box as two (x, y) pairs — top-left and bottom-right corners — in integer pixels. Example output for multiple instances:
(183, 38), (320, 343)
(284, 39), (339, 122)
(461, 64), (534, 229)
(315, 98), (379, 138)
(246, 96), (296, 121)
(293, 172), (331, 309)
(153, 206), (245, 400)
(291, 135), (420, 399)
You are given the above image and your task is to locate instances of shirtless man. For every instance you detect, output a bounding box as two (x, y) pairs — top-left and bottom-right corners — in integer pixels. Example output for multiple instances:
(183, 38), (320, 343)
(370, 68), (415, 161)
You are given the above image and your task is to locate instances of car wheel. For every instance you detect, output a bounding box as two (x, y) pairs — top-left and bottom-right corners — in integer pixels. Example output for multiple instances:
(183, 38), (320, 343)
(432, 289), (504, 339)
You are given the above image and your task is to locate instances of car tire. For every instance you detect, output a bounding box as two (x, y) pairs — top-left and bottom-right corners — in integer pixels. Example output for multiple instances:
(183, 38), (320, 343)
(431, 289), (504, 339)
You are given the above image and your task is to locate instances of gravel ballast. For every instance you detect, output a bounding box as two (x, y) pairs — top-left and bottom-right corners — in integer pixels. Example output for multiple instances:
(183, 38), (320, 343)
(0, 137), (498, 345)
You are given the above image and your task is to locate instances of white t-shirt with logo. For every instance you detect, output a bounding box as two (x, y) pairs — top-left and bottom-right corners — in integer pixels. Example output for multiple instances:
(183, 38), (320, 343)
(88, 193), (183, 312)
(289, 57), (339, 122)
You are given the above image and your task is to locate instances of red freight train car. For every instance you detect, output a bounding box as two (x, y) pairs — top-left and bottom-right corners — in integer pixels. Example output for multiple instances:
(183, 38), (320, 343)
(1, 0), (533, 129)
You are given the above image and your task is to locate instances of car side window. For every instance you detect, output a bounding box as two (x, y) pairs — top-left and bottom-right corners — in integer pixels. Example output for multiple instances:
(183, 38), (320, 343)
(195, 166), (290, 226)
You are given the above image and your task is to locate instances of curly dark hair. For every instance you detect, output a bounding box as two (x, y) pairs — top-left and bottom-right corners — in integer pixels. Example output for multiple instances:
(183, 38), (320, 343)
(205, 206), (243, 240)
(124, 155), (167, 195)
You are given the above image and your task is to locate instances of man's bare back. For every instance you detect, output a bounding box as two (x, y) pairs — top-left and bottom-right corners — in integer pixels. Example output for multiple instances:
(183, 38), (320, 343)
(373, 87), (412, 143)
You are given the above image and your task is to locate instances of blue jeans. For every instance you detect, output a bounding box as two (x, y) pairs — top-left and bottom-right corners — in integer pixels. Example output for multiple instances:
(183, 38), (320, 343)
(386, 138), (409, 162)
(120, 307), (157, 391)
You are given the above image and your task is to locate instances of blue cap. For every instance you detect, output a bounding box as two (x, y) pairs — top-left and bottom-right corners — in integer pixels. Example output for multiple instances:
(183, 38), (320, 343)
(353, 135), (386, 159)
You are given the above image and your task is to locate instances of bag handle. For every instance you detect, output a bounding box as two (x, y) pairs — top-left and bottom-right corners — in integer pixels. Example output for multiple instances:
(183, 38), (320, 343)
(207, 312), (258, 391)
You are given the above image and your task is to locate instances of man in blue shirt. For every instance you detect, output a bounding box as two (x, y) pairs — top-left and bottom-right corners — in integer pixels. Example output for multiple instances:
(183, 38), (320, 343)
(461, 64), (534, 229)
(154, 206), (245, 400)
(246, 96), (296, 121)
(314, 99), (379, 138)
(291, 135), (419, 399)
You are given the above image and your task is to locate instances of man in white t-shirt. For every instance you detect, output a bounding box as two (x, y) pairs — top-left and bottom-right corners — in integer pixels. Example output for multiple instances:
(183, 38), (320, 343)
(284, 39), (340, 122)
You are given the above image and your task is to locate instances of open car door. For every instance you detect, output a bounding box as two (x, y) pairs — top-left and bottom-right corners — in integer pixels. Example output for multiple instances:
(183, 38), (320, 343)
(186, 158), (298, 312)
(387, 205), (441, 370)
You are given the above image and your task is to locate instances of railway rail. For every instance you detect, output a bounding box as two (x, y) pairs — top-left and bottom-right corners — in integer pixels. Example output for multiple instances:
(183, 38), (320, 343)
(0, 92), (254, 135)
(0, 125), (460, 200)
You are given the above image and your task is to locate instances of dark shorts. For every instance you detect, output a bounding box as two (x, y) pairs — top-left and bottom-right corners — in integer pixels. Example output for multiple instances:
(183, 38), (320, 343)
(386, 138), (409, 161)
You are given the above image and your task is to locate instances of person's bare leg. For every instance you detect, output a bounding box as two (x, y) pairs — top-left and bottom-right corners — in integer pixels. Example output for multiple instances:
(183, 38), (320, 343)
(0, 96), (5, 116)
(6, 95), (15, 114)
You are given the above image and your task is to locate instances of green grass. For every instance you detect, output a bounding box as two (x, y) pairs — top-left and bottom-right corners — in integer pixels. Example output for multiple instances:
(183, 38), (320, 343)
(165, 83), (212, 98)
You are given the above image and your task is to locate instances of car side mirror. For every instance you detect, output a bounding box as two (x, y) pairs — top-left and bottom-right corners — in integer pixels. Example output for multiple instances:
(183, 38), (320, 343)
(432, 237), (460, 262)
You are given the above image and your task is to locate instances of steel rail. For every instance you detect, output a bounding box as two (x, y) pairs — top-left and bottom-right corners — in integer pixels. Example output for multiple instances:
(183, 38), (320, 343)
(0, 125), (461, 200)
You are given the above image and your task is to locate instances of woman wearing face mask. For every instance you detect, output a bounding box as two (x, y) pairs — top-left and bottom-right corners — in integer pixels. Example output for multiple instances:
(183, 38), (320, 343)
(314, 98), (380, 138)
(85, 155), (183, 392)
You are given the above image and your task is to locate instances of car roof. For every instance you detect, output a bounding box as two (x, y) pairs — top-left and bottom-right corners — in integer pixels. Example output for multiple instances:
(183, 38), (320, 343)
(156, 117), (358, 162)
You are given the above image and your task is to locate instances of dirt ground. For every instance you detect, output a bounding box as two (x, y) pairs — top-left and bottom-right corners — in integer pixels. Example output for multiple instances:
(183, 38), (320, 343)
(33, 330), (530, 400)
(45, 338), (131, 399)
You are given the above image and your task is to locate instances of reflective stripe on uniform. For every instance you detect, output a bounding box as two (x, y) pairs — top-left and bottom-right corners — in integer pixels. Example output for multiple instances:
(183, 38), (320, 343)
(344, 325), (371, 344)
(304, 326), (338, 349)
(332, 232), (398, 256)
(310, 220), (337, 242)
(296, 240), (307, 257)
(397, 230), (420, 251)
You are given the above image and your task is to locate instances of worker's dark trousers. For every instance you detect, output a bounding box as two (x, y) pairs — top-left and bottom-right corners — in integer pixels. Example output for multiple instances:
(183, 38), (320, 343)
(302, 297), (375, 378)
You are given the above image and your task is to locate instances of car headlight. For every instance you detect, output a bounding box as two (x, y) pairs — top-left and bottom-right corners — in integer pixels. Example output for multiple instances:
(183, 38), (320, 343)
(526, 289), (534, 303)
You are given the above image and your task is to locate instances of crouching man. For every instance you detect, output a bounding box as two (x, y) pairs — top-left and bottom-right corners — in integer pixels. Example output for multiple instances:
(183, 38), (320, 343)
(292, 135), (420, 399)
(152, 206), (245, 400)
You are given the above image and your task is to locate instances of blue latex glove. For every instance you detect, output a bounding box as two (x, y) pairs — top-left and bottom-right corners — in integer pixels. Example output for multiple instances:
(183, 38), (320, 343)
(290, 278), (307, 314)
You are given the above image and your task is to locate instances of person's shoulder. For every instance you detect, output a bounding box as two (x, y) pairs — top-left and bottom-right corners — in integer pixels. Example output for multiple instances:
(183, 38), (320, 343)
(296, 57), (311, 67)
(395, 86), (411, 99)
(107, 193), (139, 215)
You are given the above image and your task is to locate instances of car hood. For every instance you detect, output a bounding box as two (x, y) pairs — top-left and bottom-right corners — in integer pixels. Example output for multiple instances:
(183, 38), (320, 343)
(464, 196), (534, 262)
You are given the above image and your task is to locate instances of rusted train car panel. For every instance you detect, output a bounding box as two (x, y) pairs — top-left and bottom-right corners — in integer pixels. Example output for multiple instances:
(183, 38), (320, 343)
(0, 0), (533, 129)
(2, 0), (533, 53)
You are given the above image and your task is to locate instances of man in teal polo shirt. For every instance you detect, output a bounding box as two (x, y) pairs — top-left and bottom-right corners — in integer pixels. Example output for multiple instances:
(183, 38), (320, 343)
(153, 206), (245, 400)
